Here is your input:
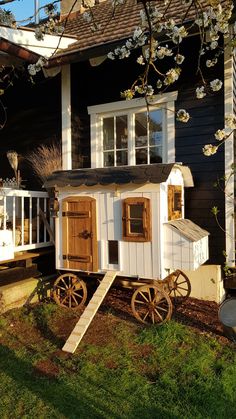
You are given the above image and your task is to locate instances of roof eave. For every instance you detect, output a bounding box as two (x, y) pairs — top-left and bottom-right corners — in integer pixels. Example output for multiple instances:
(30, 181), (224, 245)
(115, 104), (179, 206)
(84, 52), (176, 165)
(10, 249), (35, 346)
(0, 37), (41, 63)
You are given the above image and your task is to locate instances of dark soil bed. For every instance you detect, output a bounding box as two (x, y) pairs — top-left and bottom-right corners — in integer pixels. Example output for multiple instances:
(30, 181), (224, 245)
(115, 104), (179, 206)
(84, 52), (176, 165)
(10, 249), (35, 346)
(98, 287), (231, 345)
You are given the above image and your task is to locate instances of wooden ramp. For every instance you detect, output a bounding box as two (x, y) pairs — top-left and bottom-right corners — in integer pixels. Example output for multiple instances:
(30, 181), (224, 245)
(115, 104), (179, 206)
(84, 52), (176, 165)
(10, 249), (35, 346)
(62, 271), (118, 353)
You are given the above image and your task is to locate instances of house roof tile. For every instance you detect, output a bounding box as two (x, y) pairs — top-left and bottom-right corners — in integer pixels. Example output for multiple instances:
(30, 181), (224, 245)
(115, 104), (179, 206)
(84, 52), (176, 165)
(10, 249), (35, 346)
(51, 0), (230, 61)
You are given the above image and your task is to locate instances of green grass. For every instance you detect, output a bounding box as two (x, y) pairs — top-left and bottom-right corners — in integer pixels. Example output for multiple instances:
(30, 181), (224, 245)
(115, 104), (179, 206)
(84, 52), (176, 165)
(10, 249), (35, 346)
(0, 303), (235, 418)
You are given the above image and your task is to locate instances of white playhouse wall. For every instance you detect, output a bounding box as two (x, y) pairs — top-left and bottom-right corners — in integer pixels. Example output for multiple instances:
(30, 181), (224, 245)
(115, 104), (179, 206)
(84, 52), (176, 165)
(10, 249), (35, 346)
(55, 166), (191, 279)
(163, 224), (209, 271)
(56, 183), (163, 279)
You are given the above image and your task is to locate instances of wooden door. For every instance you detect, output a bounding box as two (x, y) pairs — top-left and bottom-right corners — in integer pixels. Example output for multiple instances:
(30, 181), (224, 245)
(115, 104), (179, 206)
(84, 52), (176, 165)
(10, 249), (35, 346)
(62, 197), (98, 272)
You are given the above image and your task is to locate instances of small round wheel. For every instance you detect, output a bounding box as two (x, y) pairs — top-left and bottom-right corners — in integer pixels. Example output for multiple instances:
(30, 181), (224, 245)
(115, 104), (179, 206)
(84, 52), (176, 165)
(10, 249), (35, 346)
(169, 270), (191, 302)
(53, 273), (87, 309)
(131, 285), (173, 325)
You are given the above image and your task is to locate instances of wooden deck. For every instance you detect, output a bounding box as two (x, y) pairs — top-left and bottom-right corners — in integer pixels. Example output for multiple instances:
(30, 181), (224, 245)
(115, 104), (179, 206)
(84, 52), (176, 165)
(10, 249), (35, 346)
(0, 248), (54, 284)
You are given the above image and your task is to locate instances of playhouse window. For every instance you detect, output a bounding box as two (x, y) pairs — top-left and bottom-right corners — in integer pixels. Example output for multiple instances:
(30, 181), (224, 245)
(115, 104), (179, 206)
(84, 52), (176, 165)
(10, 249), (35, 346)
(168, 185), (182, 220)
(122, 197), (151, 242)
(88, 92), (177, 168)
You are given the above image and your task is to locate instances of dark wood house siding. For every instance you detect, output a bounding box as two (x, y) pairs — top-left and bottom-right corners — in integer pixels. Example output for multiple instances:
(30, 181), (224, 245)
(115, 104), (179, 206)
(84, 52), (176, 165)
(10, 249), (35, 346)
(70, 45), (225, 263)
(0, 74), (61, 189)
(175, 86), (225, 264)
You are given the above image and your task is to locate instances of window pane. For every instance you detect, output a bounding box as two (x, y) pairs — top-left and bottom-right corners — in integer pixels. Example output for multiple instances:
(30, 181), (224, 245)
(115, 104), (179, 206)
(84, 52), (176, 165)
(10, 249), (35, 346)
(149, 110), (162, 146)
(174, 192), (182, 211)
(104, 151), (114, 167)
(130, 204), (143, 218)
(116, 115), (128, 149)
(116, 150), (128, 166)
(150, 147), (162, 163)
(103, 117), (114, 150)
(130, 220), (143, 234)
(135, 112), (147, 147)
(136, 148), (147, 165)
(108, 240), (119, 264)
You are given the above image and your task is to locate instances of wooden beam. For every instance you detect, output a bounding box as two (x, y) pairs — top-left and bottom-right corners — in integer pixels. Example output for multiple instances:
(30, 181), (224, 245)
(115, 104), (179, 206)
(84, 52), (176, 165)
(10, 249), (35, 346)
(39, 208), (55, 245)
(0, 37), (40, 62)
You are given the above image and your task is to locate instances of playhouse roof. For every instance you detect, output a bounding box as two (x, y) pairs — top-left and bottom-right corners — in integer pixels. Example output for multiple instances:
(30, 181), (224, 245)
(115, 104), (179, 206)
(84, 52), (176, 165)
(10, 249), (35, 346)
(167, 219), (210, 242)
(44, 163), (193, 188)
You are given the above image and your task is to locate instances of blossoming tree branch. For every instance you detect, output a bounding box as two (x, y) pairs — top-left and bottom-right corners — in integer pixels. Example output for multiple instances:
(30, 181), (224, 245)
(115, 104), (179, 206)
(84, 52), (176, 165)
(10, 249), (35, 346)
(0, 0), (235, 156)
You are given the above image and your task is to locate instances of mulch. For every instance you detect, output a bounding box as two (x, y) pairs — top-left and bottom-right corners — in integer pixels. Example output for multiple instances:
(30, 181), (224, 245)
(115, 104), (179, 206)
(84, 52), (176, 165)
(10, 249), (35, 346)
(99, 287), (233, 345)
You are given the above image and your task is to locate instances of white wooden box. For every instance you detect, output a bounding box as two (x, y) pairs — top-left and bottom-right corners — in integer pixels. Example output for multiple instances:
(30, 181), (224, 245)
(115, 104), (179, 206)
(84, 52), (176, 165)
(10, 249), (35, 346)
(0, 230), (14, 261)
(164, 219), (209, 271)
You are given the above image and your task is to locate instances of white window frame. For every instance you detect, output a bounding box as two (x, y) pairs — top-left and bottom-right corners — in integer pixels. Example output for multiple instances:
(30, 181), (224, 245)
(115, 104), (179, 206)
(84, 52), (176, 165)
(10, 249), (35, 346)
(88, 92), (178, 168)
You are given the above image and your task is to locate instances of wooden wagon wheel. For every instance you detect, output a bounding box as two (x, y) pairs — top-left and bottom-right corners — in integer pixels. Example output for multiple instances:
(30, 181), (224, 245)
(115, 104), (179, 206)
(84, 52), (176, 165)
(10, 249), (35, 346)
(53, 273), (87, 309)
(169, 270), (191, 303)
(131, 285), (172, 325)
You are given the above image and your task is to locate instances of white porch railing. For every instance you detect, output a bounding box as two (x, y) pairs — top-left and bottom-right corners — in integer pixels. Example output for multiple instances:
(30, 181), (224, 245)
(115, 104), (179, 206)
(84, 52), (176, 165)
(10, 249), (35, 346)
(0, 188), (52, 252)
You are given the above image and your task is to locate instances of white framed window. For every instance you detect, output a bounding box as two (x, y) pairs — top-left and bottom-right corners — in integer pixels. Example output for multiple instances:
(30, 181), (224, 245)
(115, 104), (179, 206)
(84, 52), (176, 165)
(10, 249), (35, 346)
(88, 92), (177, 168)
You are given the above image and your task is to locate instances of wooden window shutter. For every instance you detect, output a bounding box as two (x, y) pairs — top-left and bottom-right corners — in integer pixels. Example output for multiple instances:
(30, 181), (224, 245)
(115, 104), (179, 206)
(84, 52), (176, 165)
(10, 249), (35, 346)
(168, 185), (182, 220)
(122, 197), (151, 242)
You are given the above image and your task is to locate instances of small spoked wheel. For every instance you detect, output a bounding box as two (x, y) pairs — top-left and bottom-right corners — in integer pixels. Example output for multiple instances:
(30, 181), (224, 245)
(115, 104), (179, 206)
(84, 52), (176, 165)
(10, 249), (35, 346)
(131, 285), (172, 325)
(169, 270), (191, 303)
(53, 273), (87, 309)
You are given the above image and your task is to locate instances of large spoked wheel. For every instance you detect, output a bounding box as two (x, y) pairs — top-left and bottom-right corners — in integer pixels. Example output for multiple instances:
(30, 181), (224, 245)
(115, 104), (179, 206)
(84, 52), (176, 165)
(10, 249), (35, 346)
(53, 273), (87, 309)
(169, 270), (191, 303)
(131, 285), (173, 325)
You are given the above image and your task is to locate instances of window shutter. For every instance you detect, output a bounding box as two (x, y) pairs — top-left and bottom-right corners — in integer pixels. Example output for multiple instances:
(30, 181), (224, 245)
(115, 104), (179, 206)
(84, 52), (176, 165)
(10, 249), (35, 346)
(168, 185), (182, 220)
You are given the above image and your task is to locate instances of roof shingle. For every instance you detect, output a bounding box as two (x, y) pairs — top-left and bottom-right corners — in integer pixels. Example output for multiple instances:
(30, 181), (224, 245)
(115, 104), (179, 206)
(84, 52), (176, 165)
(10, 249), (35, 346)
(50, 0), (230, 62)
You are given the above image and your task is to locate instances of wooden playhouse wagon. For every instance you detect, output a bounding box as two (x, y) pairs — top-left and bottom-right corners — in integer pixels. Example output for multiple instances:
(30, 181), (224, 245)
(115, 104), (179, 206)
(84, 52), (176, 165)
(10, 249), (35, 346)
(45, 163), (209, 353)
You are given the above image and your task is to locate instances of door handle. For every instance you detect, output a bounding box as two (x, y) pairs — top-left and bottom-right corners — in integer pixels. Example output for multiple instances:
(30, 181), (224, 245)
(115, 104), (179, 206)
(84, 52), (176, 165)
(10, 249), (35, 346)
(74, 230), (93, 239)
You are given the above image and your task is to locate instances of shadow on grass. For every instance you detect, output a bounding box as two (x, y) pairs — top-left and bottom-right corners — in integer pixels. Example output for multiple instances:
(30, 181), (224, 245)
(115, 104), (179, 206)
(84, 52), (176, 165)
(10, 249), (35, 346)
(0, 344), (179, 418)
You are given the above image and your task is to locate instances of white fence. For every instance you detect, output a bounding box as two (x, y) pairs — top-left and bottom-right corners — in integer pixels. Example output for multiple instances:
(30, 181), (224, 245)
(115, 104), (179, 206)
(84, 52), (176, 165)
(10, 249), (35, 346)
(0, 188), (52, 252)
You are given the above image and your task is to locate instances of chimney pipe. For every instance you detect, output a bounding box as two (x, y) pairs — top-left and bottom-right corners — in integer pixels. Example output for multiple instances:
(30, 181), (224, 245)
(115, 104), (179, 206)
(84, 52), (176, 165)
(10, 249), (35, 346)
(34, 0), (39, 24)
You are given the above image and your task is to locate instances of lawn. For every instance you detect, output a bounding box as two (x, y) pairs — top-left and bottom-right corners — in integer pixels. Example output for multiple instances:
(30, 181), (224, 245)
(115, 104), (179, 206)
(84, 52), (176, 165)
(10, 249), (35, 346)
(0, 294), (235, 419)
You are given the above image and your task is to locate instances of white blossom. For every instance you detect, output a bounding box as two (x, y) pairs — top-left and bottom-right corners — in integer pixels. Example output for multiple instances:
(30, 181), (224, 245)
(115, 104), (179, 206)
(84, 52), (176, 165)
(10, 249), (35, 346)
(214, 129), (226, 141)
(111, 0), (125, 6)
(225, 114), (236, 130)
(206, 58), (217, 67)
(135, 84), (154, 96)
(133, 27), (143, 40)
(83, 11), (92, 23)
(156, 46), (173, 59)
(210, 41), (218, 50)
(126, 40), (133, 49)
(171, 25), (188, 44)
(174, 54), (185, 64)
(176, 109), (190, 123)
(28, 64), (37, 76)
(156, 80), (163, 89)
(196, 86), (206, 99)
(209, 30), (219, 42)
(195, 12), (209, 28)
(27, 57), (47, 76)
(121, 89), (134, 100)
(202, 144), (218, 156)
(146, 85), (154, 96)
(164, 67), (181, 85)
(137, 55), (145, 65)
(107, 52), (115, 60)
(34, 27), (44, 41)
(210, 79), (223, 92)
(152, 9), (163, 20)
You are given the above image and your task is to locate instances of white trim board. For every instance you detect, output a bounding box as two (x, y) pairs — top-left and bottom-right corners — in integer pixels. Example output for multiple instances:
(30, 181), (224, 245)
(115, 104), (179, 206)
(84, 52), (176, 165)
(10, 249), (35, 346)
(88, 91), (178, 114)
(224, 45), (235, 265)
(0, 25), (76, 58)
